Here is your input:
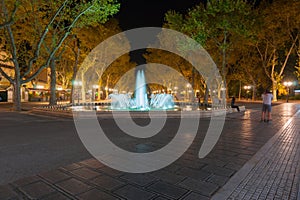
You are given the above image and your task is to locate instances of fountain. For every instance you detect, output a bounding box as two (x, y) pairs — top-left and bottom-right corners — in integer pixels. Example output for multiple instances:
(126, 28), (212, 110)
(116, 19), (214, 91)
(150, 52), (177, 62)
(70, 28), (228, 174)
(109, 70), (174, 111)
(133, 70), (149, 110)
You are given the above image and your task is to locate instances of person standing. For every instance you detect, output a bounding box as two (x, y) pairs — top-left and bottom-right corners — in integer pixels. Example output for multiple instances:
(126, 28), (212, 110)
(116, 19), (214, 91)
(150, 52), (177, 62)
(261, 89), (273, 122)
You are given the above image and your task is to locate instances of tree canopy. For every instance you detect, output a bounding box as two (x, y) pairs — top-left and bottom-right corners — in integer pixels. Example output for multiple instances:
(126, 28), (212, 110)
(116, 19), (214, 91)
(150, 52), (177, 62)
(164, 0), (254, 99)
(163, 0), (300, 100)
(0, 0), (120, 110)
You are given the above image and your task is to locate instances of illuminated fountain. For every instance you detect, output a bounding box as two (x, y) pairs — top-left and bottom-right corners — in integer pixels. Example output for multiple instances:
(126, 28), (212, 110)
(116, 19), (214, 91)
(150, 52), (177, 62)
(109, 70), (174, 111)
(150, 93), (174, 110)
(67, 28), (227, 115)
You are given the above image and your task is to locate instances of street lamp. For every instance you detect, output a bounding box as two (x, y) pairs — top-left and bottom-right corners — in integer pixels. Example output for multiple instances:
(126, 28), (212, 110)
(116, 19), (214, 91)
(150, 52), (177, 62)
(283, 81), (293, 102)
(244, 85), (251, 100)
(173, 86), (178, 96)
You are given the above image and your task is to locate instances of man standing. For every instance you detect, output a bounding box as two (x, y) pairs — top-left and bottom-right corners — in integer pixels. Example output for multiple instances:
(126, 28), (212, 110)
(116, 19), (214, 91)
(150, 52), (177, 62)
(261, 89), (273, 122)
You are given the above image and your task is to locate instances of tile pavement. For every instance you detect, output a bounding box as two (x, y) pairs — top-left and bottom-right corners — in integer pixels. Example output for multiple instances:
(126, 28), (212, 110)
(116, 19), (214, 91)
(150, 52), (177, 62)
(212, 107), (300, 200)
(0, 103), (299, 199)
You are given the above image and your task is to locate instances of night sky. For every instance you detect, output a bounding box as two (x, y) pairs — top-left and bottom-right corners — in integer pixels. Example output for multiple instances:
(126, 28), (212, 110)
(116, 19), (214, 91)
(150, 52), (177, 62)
(115, 0), (264, 64)
(116, 0), (203, 64)
(116, 0), (263, 29)
(117, 0), (203, 30)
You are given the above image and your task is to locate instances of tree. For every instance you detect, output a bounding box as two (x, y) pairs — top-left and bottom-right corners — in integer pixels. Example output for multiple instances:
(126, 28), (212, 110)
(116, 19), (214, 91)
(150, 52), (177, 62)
(165, 0), (254, 99)
(143, 48), (207, 102)
(253, 0), (300, 101)
(295, 42), (300, 84)
(74, 19), (134, 101)
(0, 0), (120, 111)
(227, 34), (269, 100)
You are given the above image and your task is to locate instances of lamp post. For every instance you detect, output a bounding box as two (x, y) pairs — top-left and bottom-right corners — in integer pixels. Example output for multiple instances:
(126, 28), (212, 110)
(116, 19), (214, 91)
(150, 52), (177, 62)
(283, 81), (292, 102)
(244, 85), (251, 100)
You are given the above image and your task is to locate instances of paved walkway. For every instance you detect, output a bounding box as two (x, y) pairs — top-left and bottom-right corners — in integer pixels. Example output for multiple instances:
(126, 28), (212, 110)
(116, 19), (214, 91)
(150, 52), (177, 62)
(212, 109), (300, 200)
(0, 103), (299, 200)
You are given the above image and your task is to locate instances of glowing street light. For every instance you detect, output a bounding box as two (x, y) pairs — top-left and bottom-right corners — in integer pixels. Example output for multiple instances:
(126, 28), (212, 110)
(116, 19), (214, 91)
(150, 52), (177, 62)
(244, 85), (251, 100)
(283, 81), (292, 87)
(243, 85), (251, 90)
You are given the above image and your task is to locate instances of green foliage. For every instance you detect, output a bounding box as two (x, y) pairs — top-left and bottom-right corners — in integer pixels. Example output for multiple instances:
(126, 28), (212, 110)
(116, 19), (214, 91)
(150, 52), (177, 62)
(163, 0), (300, 101)
(75, 0), (120, 27)
(0, 0), (120, 82)
(295, 66), (300, 83)
(165, 0), (254, 59)
(0, 0), (120, 110)
(295, 48), (300, 83)
(164, 0), (255, 98)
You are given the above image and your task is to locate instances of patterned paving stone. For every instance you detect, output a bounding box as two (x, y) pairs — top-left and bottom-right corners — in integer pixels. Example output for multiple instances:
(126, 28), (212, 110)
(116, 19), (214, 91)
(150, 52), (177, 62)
(199, 158), (227, 167)
(98, 166), (124, 177)
(1, 103), (299, 200)
(237, 154), (253, 160)
(39, 169), (71, 184)
(11, 175), (40, 187)
(224, 162), (244, 171)
(175, 159), (206, 170)
(176, 167), (211, 181)
(153, 196), (171, 200)
(150, 170), (186, 184)
(77, 188), (119, 200)
(207, 174), (230, 186)
(91, 174), (125, 191)
(41, 192), (72, 200)
(0, 185), (18, 200)
(70, 167), (101, 180)
(182, 192), (210, 200)
(18, 181), (56, 199)
(147, 181), (188, 199)
(212, 107), (300, 200)
(178, 177), (219, 197)
(56, 178), (93, 196)
(114, 185), (156, 200)
(202, 165), (235, 177)
(60, 163), (83, 171)
(161, 164), (181, 173)
(79, 158), (105, 169)
(120, 173), (157, 187)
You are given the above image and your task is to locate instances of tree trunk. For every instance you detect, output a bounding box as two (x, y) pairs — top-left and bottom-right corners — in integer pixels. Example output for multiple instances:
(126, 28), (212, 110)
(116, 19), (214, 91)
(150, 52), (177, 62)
(81, 73), (85, 102)
(221, 30), (228, 105)
(70, 43), (80, 104)
(238, 80), (241, 101)
(252, 84), (256, 101)
(13, 78), (21, 111)
(105, 74), (110, 99)
(70, 77), (76, 104)
(49, 59), (57, 105)
(204, 86), (209, 106)
(99, 81), (103, 100)
(272, 81), (277, 101)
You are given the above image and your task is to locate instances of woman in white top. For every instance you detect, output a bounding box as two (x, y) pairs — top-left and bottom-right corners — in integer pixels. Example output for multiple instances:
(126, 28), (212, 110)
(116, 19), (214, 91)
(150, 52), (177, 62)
(261, 89), (273, 122)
